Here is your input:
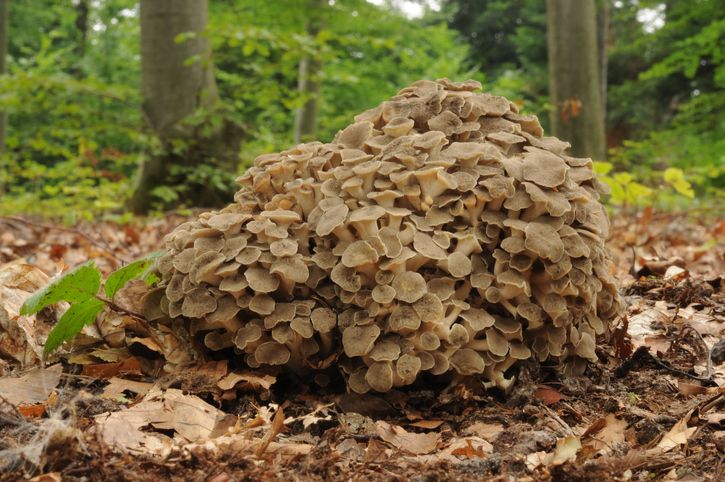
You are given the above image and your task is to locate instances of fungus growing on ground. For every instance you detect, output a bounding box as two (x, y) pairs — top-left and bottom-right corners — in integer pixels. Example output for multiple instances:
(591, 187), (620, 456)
(144, 79), (623, 392)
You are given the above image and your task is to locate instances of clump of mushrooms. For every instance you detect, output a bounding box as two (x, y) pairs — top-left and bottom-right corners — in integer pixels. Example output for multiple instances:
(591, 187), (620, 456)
(144, 79), (623, 393)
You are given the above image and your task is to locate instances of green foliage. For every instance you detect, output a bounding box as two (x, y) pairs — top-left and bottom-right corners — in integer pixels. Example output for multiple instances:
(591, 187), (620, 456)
(19, 252), (163, 356)
(2, 0), (722, 216)
(20, 263), (101, 315)
(104, 251), (163, 299)
(44, 298), (106, 356)
(594, 162), (700, 208)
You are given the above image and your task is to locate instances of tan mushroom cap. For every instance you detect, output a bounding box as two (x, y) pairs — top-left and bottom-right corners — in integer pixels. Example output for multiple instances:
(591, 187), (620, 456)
(254, 342), (291, 365)
(522, 150), (569, 188)
(391, 271), (427, 303)
(244, 267), (280, 293)
(366, 361), (394, 392)
(341, 240), (379, 267)
(525, 222), (565, 262)
(181, 288), (217, 318)
(342, 324), (380, 357)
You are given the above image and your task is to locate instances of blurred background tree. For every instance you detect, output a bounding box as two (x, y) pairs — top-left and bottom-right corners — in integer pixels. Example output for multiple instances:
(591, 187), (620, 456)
(0, 0), (721, 219)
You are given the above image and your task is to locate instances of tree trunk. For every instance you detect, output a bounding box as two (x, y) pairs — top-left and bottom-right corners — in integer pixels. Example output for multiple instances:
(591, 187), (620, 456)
(597, 0), (609, 136)
(546, 0), (606, 160)
(0, 0), (8, 158)
(131, 0), (240, 213)
(293, 0), (325, 144)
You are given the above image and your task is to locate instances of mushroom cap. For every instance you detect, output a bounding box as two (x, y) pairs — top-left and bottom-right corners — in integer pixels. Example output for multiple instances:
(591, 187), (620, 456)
(522, 150), (569, 188)
(391, 272), (427, 303)
(342, 325), (381, 357)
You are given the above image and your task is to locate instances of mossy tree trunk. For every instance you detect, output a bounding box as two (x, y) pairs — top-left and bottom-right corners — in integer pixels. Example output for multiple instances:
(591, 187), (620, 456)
(131, 0), (242, 214)
(546, 0), (606, 160)
(293, 0), (325, 144)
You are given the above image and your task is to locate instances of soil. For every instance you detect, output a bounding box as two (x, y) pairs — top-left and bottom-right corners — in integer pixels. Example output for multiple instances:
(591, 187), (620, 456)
(0, 211), (722, 481)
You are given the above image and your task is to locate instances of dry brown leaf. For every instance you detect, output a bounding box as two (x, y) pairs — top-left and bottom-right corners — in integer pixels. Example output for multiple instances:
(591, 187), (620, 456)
(0, 262), (57, 366)
(217, 371), (276, 391)
(448, 437), (493, 458)
(582, 414), (627, 452)
(94, 387), (235, 456)
(409, 420), (444, 429)
(374, 420), (439, 455)
(534, 385), (567, 405)
(653, 408), (698, 453)
(102, 377), (153, 399)
(462, 422), (504, 441)
(551, 434), (582, 465)
(185, 434), (312, 458)
(256, 406), (286, 457)
(287, 402), (334, 430)
(0, 364), (62, 406)
(81, 357), (143, 379)
(677, 381), (709, 396)
(29, 473), (62, 482)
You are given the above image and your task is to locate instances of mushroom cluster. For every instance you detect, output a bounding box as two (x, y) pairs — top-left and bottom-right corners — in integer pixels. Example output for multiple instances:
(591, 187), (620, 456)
(145, 79), (622, 392)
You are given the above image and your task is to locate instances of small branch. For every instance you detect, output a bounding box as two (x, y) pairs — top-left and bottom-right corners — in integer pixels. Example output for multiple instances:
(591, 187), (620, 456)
(614, 345), (713, 383)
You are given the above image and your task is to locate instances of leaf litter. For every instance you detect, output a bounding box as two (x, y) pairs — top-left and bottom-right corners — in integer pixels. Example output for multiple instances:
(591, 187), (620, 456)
(0, 210), (723, 481)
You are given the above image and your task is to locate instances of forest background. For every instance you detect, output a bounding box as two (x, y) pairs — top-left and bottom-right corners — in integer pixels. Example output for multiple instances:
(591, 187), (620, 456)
(0, 0), (722, 219)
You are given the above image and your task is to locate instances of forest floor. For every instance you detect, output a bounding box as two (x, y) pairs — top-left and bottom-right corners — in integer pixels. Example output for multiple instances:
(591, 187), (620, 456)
(0, 210), (723, 482)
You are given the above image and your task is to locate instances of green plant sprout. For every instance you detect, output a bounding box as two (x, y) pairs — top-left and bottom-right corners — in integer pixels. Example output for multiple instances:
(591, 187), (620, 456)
(19, 252), (163, 356)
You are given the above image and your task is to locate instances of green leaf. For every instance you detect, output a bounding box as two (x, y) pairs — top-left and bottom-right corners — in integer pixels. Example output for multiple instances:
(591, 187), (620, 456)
(20, 262), (101, 315)
(104, 251), (165, 299)
(44, 297), (105, 356)
(593, 161), (613, 176)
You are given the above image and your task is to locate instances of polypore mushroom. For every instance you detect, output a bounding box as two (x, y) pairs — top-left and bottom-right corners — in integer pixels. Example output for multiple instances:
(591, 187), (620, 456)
(151, 78), (622, 391)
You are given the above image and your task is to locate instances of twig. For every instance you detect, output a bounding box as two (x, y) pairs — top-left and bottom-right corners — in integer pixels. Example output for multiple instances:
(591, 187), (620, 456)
(680, 325), (713, 382)
(539, 404), (574, 436)
(614, 346), (713, 383)
(0, 215), (129, 264)
(0, 394), (25, 424)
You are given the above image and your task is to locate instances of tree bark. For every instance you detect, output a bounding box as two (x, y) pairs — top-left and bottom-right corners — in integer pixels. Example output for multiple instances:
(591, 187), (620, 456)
(293, 0), (325, 144)
(597, 0), (609, 134)
(0, 0), (8, 157)
(74, 0), (89, 58)
(546, 0), (606, 160)
(131, 0), (240, 213)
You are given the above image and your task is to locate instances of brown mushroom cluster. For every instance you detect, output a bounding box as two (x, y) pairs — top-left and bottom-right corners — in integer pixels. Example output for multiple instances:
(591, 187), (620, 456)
(144, 79), (622, 392)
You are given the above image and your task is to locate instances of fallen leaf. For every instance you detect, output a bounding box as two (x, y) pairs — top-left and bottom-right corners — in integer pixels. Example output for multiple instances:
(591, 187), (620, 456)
(102, 377), (153, 399)
(664, 265), (688, 281)
(94, 387), (235, 456)
(582, 414), (627, 452)
(551, 434), (581, 465)
(82, 356), (143, 379)
(462, 422), (504, 441)
(448, 437), (493, 458)
(525, 450), (548, 470)
(18, 402), (50, 418)
(409, 420), (444, 429)
(217, 371), (276, 391)
(0, 364), (62, 406)
(677, 381), (708, 396)
(0, 262), (60, 366)
(29, 473), (62, 482)
(256, 406), (286, 457)
(654, 409), (697, 453)
(289, 402), (334, 430)
(534, 385), (567, 405)
(374, 421), (439, 455)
